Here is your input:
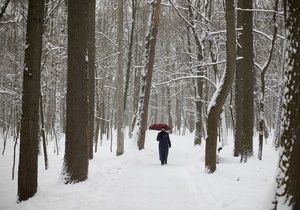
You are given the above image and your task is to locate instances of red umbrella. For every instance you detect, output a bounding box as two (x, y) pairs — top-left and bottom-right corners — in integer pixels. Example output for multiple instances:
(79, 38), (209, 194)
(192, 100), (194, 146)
(148, 123), (171, 131)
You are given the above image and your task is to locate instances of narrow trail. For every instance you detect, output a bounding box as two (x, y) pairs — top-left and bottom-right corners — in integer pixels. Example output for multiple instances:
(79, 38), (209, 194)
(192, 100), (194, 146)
(99, 134), (207, 210)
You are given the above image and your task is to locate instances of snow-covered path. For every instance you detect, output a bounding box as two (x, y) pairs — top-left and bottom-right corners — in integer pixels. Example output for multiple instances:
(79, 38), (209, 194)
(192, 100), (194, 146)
(100, 137), (203, 210)
(0, 131), (278, 210)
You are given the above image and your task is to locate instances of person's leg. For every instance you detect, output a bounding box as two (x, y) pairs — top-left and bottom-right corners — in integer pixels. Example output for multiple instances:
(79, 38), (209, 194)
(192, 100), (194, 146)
(165, 149), (169, 164)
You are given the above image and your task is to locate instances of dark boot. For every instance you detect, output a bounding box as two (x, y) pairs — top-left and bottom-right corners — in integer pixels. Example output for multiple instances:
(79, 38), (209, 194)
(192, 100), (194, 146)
(161, 160), (164, 165)
(165, 160), (167, 164)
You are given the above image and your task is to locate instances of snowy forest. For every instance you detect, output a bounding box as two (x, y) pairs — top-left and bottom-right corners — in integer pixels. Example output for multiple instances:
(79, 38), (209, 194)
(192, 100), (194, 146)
(0, 0), (300, 209)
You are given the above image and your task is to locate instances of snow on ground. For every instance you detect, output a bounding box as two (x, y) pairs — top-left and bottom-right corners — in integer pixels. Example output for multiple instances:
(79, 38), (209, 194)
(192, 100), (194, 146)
(0, 130), (278, 210)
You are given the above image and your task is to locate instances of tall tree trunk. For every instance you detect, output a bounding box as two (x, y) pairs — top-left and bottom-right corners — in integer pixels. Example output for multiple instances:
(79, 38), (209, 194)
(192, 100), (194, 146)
(62, 0), (89, 184)
(40, 94), (48, 170)
(240, 0), (254, 163)
(87, 0), (96, 159)
(194, 86), (203, 145)
(258, 0), (278, 160)
(175, 87), (182, 135)
(186, 0), (204, 146)
(234, 0), (243, 157)
(130, 67), (140, 137)
(116, 0), (124, 156)
(167, 84), (173, 134)
(53, 65), (61, 155)
(94, 78), (100, 153)
(136, 0), (162, 150)
(18, 0), (45, 202)
(273, 87), (283, 149)
(273, 0), (300, 208)
(205, 0), (236, 173)
(185, 25), (195, 134)
(123, 0), (137, 112)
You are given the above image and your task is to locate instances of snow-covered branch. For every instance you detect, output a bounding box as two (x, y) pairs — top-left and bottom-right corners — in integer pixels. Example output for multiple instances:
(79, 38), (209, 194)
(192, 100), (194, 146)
(153, 75), (215, 88)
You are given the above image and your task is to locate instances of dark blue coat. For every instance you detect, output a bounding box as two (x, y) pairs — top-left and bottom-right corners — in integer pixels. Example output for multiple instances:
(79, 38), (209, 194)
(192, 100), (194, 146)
(156, 131), (171, 161)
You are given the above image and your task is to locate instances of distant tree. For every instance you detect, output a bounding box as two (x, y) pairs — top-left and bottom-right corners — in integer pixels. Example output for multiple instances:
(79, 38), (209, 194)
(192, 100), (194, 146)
(273, 87), (283, 149)
(116, 0), (124, 156)
(257, 0), (278, 160)
(124, 0), (138, 112)
(188, 0), (204, 146)
(168, 0), (205, 145)
(62, 0), (89, 184)
(272, 0), (300, 208)
(18, 0), (45, 202)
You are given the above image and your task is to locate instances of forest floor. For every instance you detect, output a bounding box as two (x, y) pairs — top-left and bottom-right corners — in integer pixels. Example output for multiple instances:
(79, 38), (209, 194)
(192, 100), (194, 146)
(0, 130), (278, 210)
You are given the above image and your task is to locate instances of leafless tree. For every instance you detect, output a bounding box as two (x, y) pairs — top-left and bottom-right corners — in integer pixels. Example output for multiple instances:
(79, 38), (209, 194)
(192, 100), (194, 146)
(62, 0), (89, 184)
(205, 0), (236, 173)
(136, 0), (162, 150)
(18, 0), (45, 202)
(116, 0), (124, 156)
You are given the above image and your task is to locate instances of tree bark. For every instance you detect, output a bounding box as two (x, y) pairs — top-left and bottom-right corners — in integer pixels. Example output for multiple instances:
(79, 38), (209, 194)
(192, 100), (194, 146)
(87, 0), (96, 159)
(167, 84), (173, 134)
(136, 0), (162, 150)
(240, 0), (254, 163)
(0, 0), (10, 19)
(273, 0), (300, 208)
(234, 0), (243, 157)
(40, 94), (48, 170)
(18, 0), (45, 202)
(273, 87), (283, 149)
(116, 0), (124, 156)
(123, 0), (137, 112)
(62, 0), (89, 184)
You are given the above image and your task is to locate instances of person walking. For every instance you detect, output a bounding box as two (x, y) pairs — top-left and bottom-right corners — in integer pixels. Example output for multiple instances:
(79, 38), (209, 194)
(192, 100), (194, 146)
(156, 127), (171, 165)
